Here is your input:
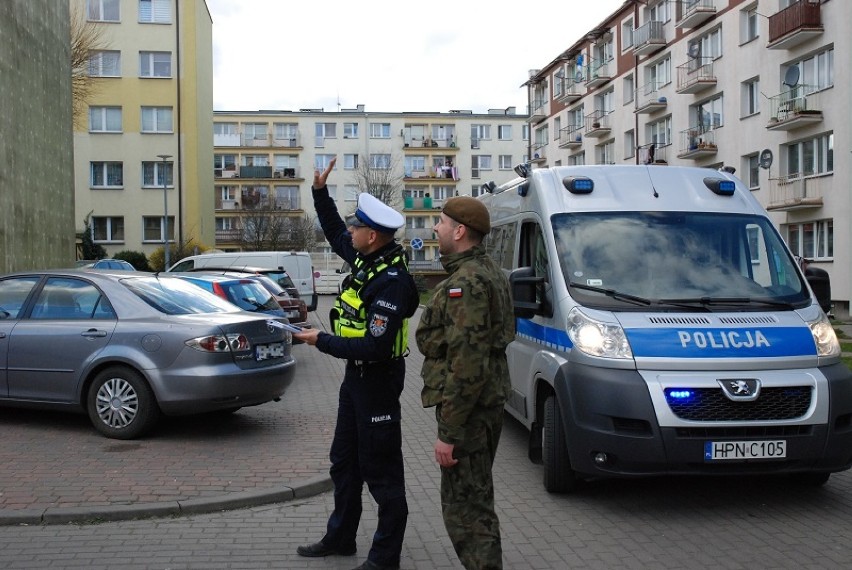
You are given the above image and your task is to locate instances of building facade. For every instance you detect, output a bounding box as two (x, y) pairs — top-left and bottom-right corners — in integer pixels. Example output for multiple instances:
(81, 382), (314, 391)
(212, 106), (530, 279)
(524, 0), (848, 315)
(72, 0), (214, 263)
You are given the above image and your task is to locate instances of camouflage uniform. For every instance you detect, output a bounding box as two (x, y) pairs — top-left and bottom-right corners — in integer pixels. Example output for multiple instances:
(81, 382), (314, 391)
(416, 242), (514, 570)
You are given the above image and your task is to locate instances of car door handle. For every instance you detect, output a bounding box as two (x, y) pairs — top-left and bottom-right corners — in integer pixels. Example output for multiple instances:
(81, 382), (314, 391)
(81, 329), (108, 338)
(0, 332), (6, 339)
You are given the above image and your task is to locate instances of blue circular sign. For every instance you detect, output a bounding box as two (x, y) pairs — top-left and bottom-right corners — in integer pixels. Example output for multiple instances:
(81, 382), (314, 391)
(410, 238), (424, 250)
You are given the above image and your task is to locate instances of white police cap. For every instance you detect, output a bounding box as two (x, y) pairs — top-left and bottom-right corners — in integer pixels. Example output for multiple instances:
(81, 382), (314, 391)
(346, 193), (404, 234)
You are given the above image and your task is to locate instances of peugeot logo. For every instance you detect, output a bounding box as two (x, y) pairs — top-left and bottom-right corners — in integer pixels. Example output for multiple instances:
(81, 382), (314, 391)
(718, 379), (761, 402)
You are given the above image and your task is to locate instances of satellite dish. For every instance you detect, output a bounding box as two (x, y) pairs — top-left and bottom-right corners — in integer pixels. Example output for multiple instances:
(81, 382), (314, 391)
(687, 43), (701, 59)
(783, 66), (800, 88)
(575, 71), (584, 83)
(759, 149), (773, 170)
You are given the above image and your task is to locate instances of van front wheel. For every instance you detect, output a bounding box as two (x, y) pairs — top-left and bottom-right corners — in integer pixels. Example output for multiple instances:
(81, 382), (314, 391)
(543, 394), (577, 493)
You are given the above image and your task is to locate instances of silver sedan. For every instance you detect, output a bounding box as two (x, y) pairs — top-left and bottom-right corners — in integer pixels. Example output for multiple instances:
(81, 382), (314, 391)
(0, 270), (296, 439)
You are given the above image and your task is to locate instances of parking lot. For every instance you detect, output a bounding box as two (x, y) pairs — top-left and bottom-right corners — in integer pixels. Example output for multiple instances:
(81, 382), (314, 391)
(2, 295), (852, 568)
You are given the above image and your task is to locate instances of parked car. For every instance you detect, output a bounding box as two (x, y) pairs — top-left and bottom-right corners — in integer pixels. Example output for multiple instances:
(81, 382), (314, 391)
(82, 259), (136, 271)
(0, 270), (296, 439)
(187, 265), (301, 301)
(188, 269), (309, 327)
(173, 273), (286, 318)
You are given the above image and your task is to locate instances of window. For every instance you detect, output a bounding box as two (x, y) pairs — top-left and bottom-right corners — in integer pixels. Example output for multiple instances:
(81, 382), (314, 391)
(90, 162), (123, 187)
(404, 156), (427, 176)
(568, 152), (585, 166)
(624, 129), (635, 159)
(141, 106), (172, 133)
(499, 155), (513, 169)
(471, 124), (491, 141)
(695, 27), (722, 60)
(139, 51), (171, 78)
(139, 0), (170, 23)
(553, 69), (564, 99)
(741, 5), (759, 43)
(315, 154), (336, 171)
(343, 154), (359, 170)
(742, 78), (759, 117)
(315, 122), (336, 147)
(785, 220), (833, 260)
(744, 154), (760, 190)
(88, 50), (120, 77)
(274, 122), (298, 141)
(522, 124), (530, 141)
(141, 160), (173, 187)
(214, 122), (237, 136)
(370, 123), (391, 138)
(648, 56), (671, 88)
(472, 155), (492, 171)
(596, 140), (615, 165)
(498, 125), (512, 140)
(695, 94), (724, 130)
(369, 154), (391, 169)
(242, 154), (269, 167)
(143, 215), (174, 242)
(648, 116), (671, 146)
(787, 47), (834, 94)
(273, 154), (298, 175)
(273, 185), (300, 209)
(344, 184), (359, 201)
(785, 133), (833, 179)
(344, 122), (359, 138)
(92, 216), (124, 242)
(89, 106), (121, 132)
(214, 154), (236, 170)
(622, 18), (634, 49)
(215, 217), (236, 231)
(596, 89), (614, 114)
(243, 122), (268, 141)
(553, 117), (562, 141)
(623, 74), (634, 105)
(87, 0), (119, 21)
(648, 0), (670, 23)
(570, 105), (584, 130)
(218, 185), (237, 201)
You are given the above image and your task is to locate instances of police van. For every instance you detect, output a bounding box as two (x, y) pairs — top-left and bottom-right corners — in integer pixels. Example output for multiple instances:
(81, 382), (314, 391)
(480, 164), (852, 492)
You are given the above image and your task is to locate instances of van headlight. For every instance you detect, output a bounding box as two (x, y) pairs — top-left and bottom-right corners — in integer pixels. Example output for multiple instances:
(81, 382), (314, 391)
(806, 312), (840, 357)
(567, 307), (633, 359)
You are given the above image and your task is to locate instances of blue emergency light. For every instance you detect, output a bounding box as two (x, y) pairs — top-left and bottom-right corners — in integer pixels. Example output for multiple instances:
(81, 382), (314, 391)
(665, 388), (696, 403)
(563, 176), (594, 194)
(704, 177), (736, 196)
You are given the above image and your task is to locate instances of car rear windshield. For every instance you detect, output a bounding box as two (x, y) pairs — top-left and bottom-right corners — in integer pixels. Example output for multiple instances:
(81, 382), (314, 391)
(122, 276), (238, 315)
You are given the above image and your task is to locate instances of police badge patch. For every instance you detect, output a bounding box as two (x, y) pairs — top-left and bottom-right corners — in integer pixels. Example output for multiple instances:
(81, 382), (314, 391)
(369, 314), (389, 336)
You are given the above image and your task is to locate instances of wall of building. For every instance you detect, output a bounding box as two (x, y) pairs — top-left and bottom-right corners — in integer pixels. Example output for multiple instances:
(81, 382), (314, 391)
(0, 0), (75, 272)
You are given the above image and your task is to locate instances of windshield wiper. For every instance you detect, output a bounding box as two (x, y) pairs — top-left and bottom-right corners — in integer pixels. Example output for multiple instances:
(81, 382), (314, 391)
(569, 281), (652, 306)
(241, 297), (267, 311)
(657, 297), (795, 309)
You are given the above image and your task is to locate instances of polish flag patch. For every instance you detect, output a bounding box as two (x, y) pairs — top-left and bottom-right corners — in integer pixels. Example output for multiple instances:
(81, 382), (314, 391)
(448, 288), (463, 298)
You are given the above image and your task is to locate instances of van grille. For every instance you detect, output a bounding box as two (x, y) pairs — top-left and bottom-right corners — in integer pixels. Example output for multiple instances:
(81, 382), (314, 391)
(648, 316), (712, 325)
(718, 315), (778, 325)
(666, 386), (812, 421)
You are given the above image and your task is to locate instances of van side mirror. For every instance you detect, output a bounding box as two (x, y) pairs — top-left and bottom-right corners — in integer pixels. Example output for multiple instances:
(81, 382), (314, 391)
(805, 266), (832, 314)
(510, 267), (543, 319)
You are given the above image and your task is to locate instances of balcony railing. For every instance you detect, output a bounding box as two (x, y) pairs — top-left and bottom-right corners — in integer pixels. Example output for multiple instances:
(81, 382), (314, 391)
(403, 228), (436, 240)
(767, 174), (825, 211)
(214, 133), (240, 147)
(238, 197), (301, 211)
(633, 21), (666, 55)
(241, 134), (271, 147)
(584, 110), (611, 138)
(239, 165), (272, 178)
(676, 58), (716, 94)
(677, 126), (717, 159)
(272, 135), (301, 148)
(638, 143), (668, 165)
(766, 85), (824, 131)
(677, 0), (717, 29)
(273, 167), (300, 179)
(635, 81), (667, 114)
(215, 229), (243, 241)
(556, 76), (583, 103)
(558, 125), (583, 148)
(528, 99), (547, 123)
(768, 0), (822, 49)
(585, 59), (613, 88)
(531, 141), (547, 163)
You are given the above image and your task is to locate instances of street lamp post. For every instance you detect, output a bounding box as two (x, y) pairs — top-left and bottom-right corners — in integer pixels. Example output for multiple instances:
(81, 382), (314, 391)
(157, 154), (172, 270)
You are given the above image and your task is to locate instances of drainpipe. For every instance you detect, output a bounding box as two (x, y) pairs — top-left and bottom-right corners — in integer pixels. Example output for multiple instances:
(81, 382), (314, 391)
(175, 0), (184, 244)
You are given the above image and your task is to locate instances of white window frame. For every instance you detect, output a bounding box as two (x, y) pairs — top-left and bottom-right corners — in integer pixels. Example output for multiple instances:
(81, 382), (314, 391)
(370, 123), (391, 138)
(88, 50), (120, 77)
(143, 215), (174, 243)
(497, 125), (512, 140)
(695, 94), (724, 131)
(141, 106), (173, 133)
(139, 0), (171, 23)
(742, 78), (759, 117)
(784, 133), (833, 179)
(785, 220), (833, 261)
(648, 56), (671, 88)
(315, 154), (336, 171)
(139, 51), (171, 78)
(87, 0), (120, 22)
(343, 122), (359, 138)
(89, 106), (122, 132)
(92, 216), (124, 243)
(141, 160), (173, 188)
(471, 124), (491, 141)
(343, 154), (359, 170)
(648, 116), (672, 147)
(90, 161), (123, 188)
(369, 154), (391, 169)
(741, 5), (759, 44)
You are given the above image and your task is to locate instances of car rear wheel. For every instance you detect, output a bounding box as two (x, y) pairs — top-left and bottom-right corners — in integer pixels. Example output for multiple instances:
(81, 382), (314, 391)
(543, 393), (577, 493)
(87, 366), (161, 439)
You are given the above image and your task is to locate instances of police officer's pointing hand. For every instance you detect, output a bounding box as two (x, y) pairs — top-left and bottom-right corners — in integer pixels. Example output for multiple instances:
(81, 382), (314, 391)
(313, 157), (336, 189)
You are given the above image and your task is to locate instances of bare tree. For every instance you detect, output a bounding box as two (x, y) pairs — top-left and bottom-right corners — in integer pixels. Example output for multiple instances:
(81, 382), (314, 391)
(241, 213), (318, 252)
(283, 215), (318, 251)
(69, 2), (109, 129)
(353, 154), (404, 209)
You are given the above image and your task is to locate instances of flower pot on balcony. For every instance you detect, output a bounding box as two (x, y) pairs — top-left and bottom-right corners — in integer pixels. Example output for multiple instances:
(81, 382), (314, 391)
(592, 122), (601, 129)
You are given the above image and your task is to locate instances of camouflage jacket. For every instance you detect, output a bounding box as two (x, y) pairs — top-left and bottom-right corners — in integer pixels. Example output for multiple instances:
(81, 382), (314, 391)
(415, 243), (514, 447)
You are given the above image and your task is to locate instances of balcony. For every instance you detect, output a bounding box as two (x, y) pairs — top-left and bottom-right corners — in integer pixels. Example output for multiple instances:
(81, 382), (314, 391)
(676, 0), (717, 30)
(767, 174), (825, 211)
(528, 99), (548, 123)
(677, 126), (717, 160)
(404, 137), (458, 150)
(403, 196), (443, 211)
(215, 228), (242, 242)
(638, 143), (668, 165)
(584, 111), (611, 139)
(272, 135), (301, 148)
(766, 86), (824, 131)
(556, 76), (583, 104)
(676, 58), (716, 94)
(241, 134), (271, 147)
(239, 165), (272, 179)
(273, 167), (301, 179)
(214, 167), (238, 179)
(239, 196), (302, 211)
(635, 82), (667, 114)
(633, 21), (666, 56)
(214, 133), (240, 147)
(585, 59), (613, 88)
(531, 142), (547, 164)
(767, 0), (822, 50)
(558, 125), (583, 149)
(403, 228), (436, 241)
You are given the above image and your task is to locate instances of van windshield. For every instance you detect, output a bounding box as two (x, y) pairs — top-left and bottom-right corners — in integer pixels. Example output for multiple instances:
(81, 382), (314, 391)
(552, 211), (810, 310)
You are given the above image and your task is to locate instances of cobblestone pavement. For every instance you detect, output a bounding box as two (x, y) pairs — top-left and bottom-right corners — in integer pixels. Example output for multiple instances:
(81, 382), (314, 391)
(2, 297), (852, 568)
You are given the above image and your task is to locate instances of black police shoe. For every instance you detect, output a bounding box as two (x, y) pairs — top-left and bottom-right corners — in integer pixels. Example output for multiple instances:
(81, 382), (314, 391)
(296, 541), (357, 557)
(351, 560), (400, 570)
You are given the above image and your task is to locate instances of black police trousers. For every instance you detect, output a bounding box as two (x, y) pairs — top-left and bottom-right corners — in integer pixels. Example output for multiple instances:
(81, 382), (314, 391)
(322, 359), (408, 567)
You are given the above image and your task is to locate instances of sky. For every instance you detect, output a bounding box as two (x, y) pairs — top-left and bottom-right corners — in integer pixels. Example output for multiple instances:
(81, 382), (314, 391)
(205, 0), (626, 114)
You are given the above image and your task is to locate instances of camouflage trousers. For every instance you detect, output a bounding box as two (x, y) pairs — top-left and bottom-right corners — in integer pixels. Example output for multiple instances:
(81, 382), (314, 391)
(438, 404), (504, 570)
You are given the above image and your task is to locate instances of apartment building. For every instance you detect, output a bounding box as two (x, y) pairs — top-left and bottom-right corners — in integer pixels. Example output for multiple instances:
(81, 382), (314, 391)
(212, 106), (530, 276)
(72, 0), (214, 261)
(523, 0), (849, 316)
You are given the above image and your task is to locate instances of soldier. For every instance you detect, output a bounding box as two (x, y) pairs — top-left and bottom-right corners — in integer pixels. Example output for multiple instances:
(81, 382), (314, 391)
(415, 196), (514, 570)
(294, 158), (419, 570)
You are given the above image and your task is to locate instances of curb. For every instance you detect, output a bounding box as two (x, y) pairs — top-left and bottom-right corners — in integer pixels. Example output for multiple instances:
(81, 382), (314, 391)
(0, 475), (332, 527)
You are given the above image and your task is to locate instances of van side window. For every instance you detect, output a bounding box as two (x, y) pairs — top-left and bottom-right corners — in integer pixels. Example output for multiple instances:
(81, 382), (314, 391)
(519, 222), (552, 316)
(486, 224), (516, 271)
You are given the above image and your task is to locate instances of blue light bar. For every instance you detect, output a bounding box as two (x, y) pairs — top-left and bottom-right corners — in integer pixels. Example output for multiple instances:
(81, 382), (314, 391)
(563, 176), (594, 194)
(704, 177), (736, 196)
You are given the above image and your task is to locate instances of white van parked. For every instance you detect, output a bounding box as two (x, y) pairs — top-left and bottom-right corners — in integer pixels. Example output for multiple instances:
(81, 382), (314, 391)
(482, 164), (852, 492)
(168, 251), (317, 311)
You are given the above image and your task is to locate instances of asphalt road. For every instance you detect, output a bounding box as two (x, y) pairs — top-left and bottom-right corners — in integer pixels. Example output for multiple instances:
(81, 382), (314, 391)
(2, 295), (852, 569)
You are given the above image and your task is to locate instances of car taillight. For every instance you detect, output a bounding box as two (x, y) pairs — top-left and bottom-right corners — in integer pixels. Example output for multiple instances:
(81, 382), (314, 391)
(186, 333), (251, 353)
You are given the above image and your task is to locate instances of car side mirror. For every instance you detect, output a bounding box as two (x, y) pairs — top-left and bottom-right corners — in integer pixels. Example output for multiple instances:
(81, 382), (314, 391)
(510, 266), (543, 319)
(805, 266), (832, 314)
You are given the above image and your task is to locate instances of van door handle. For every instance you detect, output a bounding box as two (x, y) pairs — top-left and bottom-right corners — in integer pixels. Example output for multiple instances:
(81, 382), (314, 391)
(81, 329), (108, 338)
(0, 332), (6, 339)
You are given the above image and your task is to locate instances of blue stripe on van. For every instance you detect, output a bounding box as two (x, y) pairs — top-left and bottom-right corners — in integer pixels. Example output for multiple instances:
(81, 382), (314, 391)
(625, 326), (816, 358)
(516, 319), (572, 352)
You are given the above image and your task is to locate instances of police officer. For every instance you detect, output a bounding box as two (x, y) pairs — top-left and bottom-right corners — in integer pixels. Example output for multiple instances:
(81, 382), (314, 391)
(294, 158), (418, 570)
(415, 196), (514, 570)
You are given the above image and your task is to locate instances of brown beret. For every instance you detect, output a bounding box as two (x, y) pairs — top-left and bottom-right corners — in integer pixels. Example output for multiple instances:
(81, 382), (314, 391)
(443, 196), (490, 235)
